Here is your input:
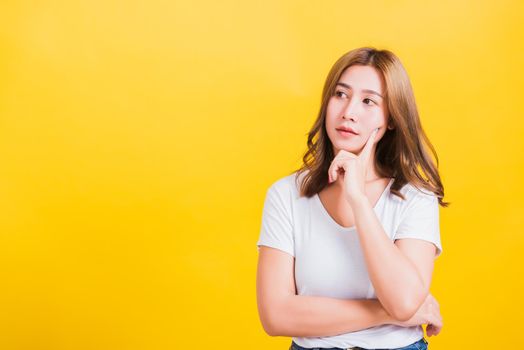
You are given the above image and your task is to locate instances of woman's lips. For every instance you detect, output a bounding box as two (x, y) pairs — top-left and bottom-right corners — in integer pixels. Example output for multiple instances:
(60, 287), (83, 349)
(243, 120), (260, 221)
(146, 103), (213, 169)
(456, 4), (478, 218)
(337, 129), (358, 137)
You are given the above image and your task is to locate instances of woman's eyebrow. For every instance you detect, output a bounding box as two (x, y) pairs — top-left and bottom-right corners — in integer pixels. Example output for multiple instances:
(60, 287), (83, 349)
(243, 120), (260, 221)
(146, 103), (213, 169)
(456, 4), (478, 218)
(336, 82), (383, 98)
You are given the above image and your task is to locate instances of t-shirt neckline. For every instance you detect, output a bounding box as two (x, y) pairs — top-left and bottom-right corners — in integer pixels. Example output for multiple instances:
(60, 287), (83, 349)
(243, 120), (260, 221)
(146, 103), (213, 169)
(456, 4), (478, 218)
(314, 177), (394, 232)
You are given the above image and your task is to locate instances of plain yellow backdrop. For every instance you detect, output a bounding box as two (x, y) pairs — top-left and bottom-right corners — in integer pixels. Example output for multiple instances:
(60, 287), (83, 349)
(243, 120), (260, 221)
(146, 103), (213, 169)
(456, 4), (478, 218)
(0, 0), (523, 349)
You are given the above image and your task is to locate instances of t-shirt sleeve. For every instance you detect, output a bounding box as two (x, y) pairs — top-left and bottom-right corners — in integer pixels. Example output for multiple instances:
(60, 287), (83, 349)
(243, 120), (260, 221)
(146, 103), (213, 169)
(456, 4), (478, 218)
(256, 182), (295, 257)
(393, 190), (443, 258)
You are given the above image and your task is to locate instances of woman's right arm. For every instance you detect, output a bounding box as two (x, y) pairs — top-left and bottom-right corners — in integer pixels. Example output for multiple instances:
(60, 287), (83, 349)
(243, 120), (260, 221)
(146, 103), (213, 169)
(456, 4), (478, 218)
(256, 246), (397, 337)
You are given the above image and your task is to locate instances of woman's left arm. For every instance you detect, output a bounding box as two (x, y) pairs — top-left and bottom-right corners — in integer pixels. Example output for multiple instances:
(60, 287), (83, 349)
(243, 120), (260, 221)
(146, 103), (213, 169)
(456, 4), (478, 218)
(351, 198), (436, 321)
(329, 128), (439, 321)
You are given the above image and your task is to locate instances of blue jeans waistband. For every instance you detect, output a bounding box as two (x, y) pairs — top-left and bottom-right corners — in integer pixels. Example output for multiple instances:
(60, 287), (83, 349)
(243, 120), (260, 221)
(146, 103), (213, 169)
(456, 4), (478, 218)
(290, 337), (428, 350)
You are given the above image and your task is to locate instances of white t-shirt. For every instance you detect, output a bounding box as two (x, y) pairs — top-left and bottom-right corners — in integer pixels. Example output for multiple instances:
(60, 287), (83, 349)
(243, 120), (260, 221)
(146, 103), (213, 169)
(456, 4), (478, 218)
(256, 171), (442, 349)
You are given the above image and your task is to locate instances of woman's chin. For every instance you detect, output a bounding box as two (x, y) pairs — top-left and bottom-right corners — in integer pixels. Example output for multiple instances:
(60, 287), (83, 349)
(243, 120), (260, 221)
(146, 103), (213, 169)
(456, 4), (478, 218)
(334, 143), (362, 154)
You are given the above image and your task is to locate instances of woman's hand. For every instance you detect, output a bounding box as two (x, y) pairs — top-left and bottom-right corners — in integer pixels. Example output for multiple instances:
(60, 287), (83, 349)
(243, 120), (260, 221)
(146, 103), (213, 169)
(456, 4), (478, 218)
(328, 128), (379, 207)
(391, 293), (443, 337)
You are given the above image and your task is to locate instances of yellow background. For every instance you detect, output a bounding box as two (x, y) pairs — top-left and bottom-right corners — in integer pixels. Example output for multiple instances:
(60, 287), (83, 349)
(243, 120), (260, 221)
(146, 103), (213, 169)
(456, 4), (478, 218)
(1, 0), (523, 349)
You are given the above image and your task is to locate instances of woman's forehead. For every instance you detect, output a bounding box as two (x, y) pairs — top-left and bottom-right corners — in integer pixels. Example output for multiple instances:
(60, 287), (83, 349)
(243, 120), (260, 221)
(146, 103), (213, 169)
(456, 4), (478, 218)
(338, 65), (385, 95)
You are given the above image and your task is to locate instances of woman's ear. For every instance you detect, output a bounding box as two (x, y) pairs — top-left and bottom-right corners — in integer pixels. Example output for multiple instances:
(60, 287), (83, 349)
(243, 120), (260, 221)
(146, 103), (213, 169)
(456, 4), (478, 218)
(386, 114), (395, 130)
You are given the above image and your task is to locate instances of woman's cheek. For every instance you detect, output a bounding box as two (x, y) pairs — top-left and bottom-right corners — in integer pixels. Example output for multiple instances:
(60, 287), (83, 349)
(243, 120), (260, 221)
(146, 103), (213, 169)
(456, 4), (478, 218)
(365, 113), (385, 130)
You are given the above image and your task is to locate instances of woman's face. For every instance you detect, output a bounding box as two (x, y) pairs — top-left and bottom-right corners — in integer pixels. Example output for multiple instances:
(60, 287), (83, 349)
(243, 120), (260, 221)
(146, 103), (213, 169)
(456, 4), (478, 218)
(326, 65), (390, 156)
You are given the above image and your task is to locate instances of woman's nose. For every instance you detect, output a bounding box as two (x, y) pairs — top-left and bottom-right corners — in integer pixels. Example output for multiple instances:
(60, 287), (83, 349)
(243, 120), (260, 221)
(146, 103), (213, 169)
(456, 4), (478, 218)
(342, 113), (357, 121)
(342, 101), (359, 121)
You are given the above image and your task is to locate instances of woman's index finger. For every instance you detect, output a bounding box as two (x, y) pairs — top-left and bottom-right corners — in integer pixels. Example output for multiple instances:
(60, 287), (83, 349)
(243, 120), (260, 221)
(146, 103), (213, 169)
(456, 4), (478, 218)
(359, 127), (379, 161)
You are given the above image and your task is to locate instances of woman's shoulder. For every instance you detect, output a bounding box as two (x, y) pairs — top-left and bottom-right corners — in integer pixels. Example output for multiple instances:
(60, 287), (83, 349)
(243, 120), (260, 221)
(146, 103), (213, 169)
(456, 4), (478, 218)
(263, 171), (308, 205)
(397, 180), (436, 195)
(266, 171), (301, 195)
(392, 179), (439, 207)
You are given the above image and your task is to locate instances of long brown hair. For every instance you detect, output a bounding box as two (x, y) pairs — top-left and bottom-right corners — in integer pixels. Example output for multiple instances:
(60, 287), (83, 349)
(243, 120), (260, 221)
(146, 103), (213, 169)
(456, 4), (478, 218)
(292, 47), (449, 207)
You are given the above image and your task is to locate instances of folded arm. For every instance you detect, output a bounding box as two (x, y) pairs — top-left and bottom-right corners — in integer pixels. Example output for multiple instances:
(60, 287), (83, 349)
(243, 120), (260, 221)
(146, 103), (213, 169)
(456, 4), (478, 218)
(351, 196), (436, 321)
(256, 246), (397, 337)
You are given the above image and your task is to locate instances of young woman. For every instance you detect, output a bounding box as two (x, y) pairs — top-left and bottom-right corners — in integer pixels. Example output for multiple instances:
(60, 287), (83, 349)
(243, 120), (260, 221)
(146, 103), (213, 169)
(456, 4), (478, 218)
(256, 47), (448, 350)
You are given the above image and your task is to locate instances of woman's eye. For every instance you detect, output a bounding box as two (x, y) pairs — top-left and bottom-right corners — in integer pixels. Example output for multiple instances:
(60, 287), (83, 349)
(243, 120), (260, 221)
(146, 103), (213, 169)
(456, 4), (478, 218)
(335, 90), (346, 98)
(363, 98), (375, 105)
